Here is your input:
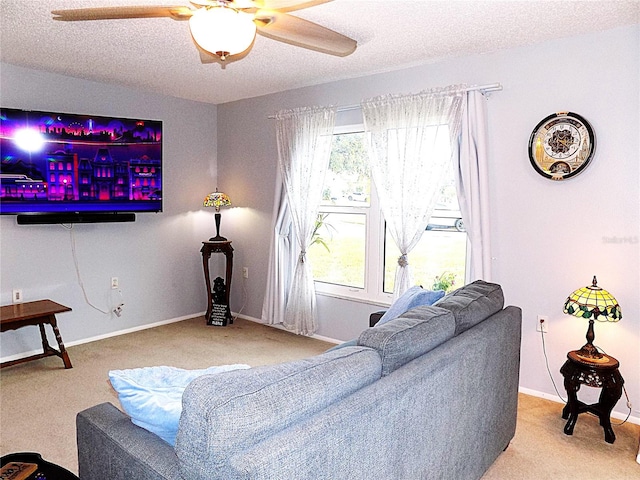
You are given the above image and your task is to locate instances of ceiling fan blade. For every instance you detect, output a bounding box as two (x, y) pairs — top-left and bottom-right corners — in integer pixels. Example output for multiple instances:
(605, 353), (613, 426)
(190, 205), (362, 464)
(254, 0), (332, 12)
(51, 6), (193, 22)
(255, 10), (356, 57)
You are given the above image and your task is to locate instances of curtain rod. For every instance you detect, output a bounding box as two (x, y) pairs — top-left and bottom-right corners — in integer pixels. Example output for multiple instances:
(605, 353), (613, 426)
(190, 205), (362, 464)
(267, 83), (502, 118)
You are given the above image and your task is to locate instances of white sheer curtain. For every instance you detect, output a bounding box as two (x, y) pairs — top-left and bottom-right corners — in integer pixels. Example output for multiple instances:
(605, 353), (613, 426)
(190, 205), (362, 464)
(272, 106), (336, 335)
(361, 86), (465, 300)
(455, 91), (492, 281)
(261, 172), (294, 326)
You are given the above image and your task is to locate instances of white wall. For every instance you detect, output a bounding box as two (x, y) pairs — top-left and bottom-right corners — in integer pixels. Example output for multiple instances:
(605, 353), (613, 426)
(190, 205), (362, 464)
(0, 64), (218, 356)
(217, 25), (639, 420)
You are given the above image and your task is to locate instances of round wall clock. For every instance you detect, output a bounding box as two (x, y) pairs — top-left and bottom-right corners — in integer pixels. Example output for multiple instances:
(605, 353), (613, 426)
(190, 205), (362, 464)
(528, 112), (596, 180)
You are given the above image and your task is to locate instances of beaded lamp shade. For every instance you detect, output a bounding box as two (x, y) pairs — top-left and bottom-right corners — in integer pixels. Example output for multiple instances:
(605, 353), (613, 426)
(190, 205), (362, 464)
(563, 276), (621, 362)
(204, 189), (232, 241)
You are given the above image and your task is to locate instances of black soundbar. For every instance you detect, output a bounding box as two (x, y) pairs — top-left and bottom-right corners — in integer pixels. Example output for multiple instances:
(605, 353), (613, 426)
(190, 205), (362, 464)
(16, 212), (136, 225)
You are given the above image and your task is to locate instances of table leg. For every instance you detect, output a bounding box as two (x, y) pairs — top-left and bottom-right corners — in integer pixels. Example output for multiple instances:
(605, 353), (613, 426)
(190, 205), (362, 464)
(202, 251), (213, 321)
(224, 249), (233, 324)
(563, 377), (580, 436)
(50, 317), (72, 369)
(41, 315), (72, 369)
(38, 322), (52, 354)
(598, 382), (623, 444)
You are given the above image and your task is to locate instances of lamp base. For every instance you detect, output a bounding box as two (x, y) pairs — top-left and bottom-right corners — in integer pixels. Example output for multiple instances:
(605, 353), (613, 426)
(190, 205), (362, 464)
(210, 212), (227, 242)
(208, 235), (228, 242)
(575, 343), (610, 364)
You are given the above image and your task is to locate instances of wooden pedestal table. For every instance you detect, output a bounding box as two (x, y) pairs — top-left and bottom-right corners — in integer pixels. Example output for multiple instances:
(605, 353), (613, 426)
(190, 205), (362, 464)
(560, 350), (623, 443)
(0, 299), (73, 369)
(201, 240), (233, 325)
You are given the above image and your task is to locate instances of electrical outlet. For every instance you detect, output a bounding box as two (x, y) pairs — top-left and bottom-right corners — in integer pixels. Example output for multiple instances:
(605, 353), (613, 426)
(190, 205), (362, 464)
(243, 267), (249, 279)
(113, 303), (124, 317)
(536, 315), (549, 333)
(111, 277), (119, 289)
(12, 289), (23, 303)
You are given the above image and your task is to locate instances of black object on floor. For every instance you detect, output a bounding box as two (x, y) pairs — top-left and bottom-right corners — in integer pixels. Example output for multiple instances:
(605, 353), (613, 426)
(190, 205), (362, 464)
(1, 452), (78, 480)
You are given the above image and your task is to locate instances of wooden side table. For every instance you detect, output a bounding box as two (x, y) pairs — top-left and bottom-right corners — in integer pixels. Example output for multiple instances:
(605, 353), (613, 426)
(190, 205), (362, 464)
(201, 240), (233, 324)
(560, 350), (624, 443)
(0, 299), (73, 369)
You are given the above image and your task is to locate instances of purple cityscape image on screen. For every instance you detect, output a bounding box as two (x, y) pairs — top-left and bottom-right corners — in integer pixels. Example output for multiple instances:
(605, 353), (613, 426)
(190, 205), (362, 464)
(0, 108), (162, 214)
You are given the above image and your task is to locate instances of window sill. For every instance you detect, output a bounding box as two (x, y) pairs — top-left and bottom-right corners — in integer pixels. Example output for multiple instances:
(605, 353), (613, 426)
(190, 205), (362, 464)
(315, 289), (391, 308)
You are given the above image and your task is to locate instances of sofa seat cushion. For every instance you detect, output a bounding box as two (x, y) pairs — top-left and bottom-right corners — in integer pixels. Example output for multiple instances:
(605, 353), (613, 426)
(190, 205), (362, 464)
(176, 346), (382, 480)
(357, 305), (455, 376)
(433, 280), (504, 335)
(108, 364), (250, 445)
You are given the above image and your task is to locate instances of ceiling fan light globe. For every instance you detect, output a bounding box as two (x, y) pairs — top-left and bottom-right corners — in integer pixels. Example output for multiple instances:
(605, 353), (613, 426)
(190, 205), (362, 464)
(189, 7), (256, 59)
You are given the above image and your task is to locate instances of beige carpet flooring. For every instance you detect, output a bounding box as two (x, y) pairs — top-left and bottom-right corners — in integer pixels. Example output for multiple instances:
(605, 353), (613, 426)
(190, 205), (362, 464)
(1, 316), (638, 478)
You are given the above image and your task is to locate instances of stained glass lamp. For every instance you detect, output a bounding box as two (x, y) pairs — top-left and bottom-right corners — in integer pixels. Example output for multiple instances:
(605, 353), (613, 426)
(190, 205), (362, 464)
(563, 276), (621, 363)
(204, 189), (232, 242)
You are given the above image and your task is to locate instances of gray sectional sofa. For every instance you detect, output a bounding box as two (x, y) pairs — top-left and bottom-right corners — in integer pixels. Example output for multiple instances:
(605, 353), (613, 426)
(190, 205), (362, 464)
(76, 280), (522, 479)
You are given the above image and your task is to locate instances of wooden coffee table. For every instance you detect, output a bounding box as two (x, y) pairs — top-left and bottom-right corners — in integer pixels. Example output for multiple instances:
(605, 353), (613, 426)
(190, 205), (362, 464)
(0, 300), (73, 369)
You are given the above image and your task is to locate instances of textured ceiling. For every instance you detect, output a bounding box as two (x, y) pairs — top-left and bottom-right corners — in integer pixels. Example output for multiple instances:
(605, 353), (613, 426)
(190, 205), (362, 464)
(1, 1), (639, 105)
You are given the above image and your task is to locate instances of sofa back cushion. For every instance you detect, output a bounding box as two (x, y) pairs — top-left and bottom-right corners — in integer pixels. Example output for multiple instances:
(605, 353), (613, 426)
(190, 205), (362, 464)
(433, 280), (504, 335)
(175, 346), (382, 480)
(357, 305), (455, 376)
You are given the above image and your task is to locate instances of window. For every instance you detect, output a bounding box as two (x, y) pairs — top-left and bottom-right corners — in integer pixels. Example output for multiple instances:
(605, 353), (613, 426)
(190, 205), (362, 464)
(308, 130), (378, 299)
(307, 126), (467, 304)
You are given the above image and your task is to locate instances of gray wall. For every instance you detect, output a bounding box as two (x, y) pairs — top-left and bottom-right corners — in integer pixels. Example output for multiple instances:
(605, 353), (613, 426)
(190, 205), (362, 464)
(217, 25), (639, 419)
(1, 64), (218, 355)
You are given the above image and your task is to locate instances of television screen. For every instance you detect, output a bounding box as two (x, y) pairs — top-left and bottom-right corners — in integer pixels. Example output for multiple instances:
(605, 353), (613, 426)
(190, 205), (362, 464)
(0, 108), (162, 216)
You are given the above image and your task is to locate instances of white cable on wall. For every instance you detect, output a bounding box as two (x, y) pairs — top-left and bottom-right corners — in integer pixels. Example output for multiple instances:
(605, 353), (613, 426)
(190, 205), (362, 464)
(66, 224), (111, 315)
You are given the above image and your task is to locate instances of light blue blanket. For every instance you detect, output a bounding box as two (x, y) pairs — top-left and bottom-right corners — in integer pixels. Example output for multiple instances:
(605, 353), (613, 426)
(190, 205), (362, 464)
(109, 364), (250, 445)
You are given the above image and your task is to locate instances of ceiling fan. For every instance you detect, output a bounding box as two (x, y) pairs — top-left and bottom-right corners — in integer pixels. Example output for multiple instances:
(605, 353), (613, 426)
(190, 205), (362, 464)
(51, 0), (357, 65)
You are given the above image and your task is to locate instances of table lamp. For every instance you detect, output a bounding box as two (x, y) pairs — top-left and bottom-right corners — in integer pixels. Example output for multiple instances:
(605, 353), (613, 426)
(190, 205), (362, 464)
(203, 189), (232, 241)
(563, 276), (621, 363)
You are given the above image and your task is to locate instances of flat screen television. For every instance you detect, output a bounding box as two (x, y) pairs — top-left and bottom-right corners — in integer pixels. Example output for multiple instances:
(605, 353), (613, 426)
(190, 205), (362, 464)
(0, 107), (162, 223)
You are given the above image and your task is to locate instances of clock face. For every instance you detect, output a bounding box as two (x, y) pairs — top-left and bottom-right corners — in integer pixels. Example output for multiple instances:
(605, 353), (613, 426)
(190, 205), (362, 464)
(528, 112), (596, 180)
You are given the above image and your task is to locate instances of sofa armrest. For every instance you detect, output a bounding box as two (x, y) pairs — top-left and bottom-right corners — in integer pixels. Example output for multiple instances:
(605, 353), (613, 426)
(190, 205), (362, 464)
(76, 402), (181, 480)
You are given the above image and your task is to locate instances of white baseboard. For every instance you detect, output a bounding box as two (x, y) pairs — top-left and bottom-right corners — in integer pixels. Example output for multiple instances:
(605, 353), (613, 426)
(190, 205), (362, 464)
(238, 312), (640, 426)
(518, 386), (640, 425)
(1, 311), (334, 365)
(234, 312), (341, 345)
(0, 312), (204, 365)
(4, 309), (637, 429)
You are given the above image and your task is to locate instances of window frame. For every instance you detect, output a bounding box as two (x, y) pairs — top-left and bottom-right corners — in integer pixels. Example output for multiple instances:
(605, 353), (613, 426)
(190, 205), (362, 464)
(312, 123), (393, 305)
(311, 122), (468, 306)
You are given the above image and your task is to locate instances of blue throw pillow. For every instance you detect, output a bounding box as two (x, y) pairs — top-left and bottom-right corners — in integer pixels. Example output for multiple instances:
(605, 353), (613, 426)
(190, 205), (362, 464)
(109, 364), (250, 445)
(377, 286), (446, 326)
